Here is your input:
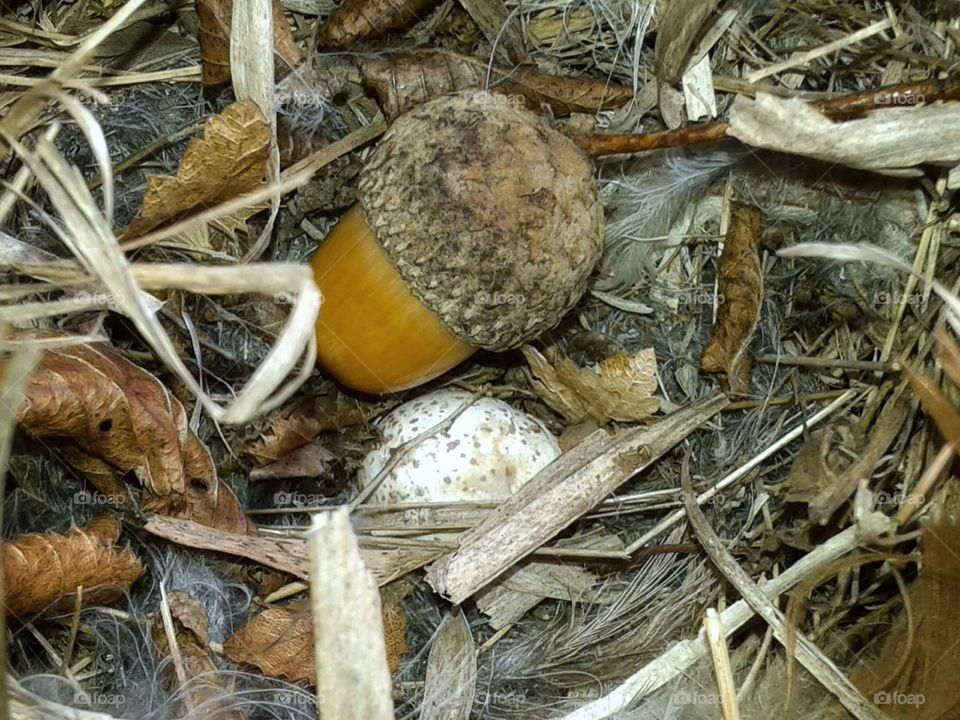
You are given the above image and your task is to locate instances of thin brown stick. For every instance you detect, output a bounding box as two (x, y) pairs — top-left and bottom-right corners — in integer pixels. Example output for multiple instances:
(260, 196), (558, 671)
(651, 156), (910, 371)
(575, 74), (960, 157)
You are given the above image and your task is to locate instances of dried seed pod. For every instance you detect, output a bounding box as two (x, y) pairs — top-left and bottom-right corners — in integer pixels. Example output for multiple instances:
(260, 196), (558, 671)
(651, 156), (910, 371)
(310, 91), (604, 393)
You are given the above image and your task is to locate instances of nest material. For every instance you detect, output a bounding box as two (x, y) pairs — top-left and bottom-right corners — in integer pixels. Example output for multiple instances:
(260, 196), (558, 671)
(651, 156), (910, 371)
(357, 90), (604, 350)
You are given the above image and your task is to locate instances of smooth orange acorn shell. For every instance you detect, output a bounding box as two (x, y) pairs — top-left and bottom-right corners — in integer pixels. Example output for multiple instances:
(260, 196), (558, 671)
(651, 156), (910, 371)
(310, 92), (604, 395)
(310, 204), (476, 394)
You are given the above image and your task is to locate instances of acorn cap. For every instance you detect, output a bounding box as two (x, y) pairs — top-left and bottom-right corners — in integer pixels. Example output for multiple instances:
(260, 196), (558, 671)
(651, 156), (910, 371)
(357, 91), (604, 351)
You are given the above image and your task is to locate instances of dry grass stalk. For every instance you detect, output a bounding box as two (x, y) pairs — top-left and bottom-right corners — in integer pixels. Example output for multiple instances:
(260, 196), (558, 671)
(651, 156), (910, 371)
(678, 456), (888, 720)
(704, 608), (741, 720)
(308, 508), (393, 720)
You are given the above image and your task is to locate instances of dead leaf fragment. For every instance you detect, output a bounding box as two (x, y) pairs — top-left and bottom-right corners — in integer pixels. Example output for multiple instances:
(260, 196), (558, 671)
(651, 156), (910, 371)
(655, 0), (722, 84)
(224, 601), (406, 684)
(522, 345), (659, 423)
(700, 205), (763, 394)
(14, 334), (253, 535)
(154, 592), (243, 719)
(1, 516), (143, 617)
(421, 610), (475, 720)
(318, 0), (443, 48)
(856, 519), (960, 719)
(904, 363), (960, 451)
(120, 101), (271, 241)
(244, 391), (375, 467)
(198, 0), (302, 86)
(359, 50), (634, 119)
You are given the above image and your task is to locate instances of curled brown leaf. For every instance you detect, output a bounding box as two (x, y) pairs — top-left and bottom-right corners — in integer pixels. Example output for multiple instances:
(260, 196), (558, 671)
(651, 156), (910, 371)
(700, 204), (764, 394)
(1, 516), (143, 617)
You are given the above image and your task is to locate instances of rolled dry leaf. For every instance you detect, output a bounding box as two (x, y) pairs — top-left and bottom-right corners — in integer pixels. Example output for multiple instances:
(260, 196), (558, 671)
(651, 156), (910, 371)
(1, 516), (143, 617)
(700, 205), (763, 394)
(359, 50), (634, 119)
(318, 0), (444, 48)
(224, 601), (407, 684)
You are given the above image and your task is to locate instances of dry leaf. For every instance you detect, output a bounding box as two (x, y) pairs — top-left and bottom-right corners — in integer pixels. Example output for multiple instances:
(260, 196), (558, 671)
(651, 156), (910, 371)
(855, 519), (960, 719)
(248, 442), (335, 481)
(1, 516), (143, 617)
(224, 601), (406, 683)
(198, 0), (302, 86)
(243, 392), (375, 467)
(783, 420), (866, 505)
(318, 0), (443, 48)
(904, 363), (960, 451)
(934, 328), (960, 397)
(153, 592), (242, 719)
(360, 50), (633, 120)
(522, 345), (659, 423)
(420, 610), (475, 720)
(120, 101), (271, 242)
(15, 334), (253, 535)
(700, 205), (764, 394)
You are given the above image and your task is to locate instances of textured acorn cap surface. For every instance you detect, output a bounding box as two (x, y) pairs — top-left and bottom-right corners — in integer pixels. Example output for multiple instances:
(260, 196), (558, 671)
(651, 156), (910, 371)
(357, 91), (604, 351)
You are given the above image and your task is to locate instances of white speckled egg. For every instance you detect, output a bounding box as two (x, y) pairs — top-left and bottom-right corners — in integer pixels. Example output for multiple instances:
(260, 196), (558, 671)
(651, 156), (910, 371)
(357, 388), (560, 507)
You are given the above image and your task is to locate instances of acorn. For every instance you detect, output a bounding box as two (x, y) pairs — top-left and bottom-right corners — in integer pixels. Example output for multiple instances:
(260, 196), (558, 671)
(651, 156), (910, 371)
(310, 91), (604, 394)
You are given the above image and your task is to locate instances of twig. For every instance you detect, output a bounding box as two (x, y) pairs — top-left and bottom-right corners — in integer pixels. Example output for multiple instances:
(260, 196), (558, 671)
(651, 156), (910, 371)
(575, 73), (960, 157)
(625, 388), (861, 553)
(704, 608), (741, 720)
(558, 525), (868, 719)
(754, 354), (896, 373)
(678, 453), (888, 720)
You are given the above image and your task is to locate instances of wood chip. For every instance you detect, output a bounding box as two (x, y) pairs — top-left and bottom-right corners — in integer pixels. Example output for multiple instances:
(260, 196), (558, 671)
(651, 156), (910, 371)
(427, 394), (727, 604)
(144, 514), (442, 586)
